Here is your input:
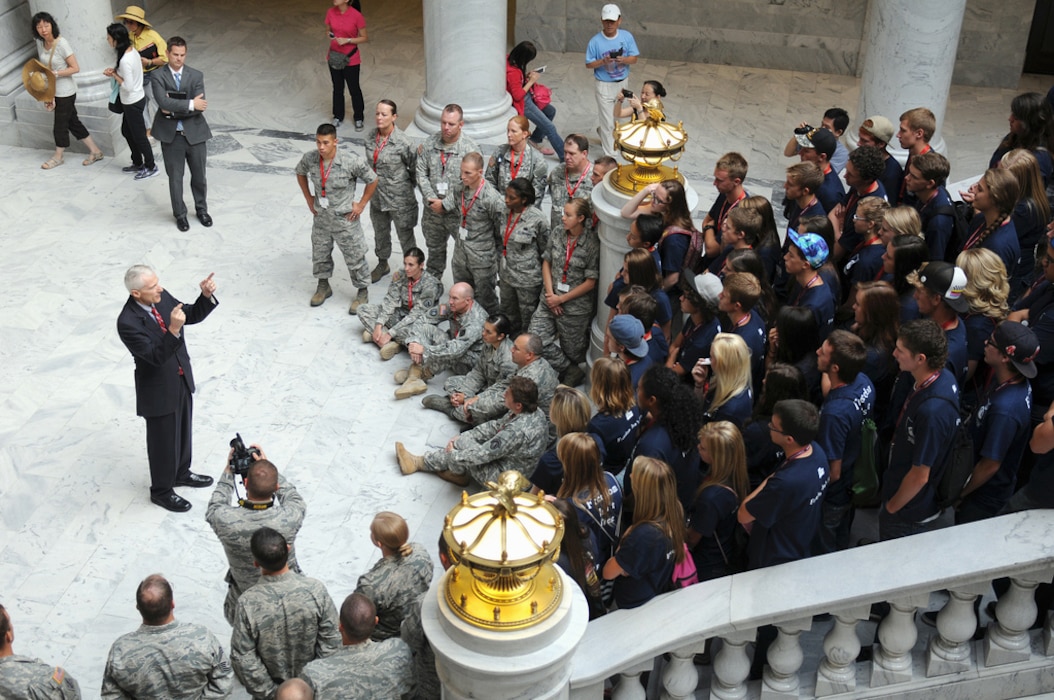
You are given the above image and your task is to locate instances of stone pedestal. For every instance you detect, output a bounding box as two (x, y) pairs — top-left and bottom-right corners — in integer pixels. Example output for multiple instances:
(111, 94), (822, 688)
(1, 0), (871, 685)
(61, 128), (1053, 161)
(13, 0), (124, 152)
(589, 171), (699, 362)
(854, 0), (967, 161)
(409, 0), (515, 142)
(423, 567), (589, 699)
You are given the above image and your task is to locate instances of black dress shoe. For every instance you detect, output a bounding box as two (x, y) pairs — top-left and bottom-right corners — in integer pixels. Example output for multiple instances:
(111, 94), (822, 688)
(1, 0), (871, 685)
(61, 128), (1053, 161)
(197, 211), (213, 227)
(176, 216), (190, 232)
(175, 472), (214, 488)
(151, 493), (192, 512)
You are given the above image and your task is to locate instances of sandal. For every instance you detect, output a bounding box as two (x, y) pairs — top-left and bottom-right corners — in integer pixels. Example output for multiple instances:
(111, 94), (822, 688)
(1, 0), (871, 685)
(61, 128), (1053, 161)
(82, 151), (104, 166)
(528, 141), (556, 156)
(41, 157), (65, 170)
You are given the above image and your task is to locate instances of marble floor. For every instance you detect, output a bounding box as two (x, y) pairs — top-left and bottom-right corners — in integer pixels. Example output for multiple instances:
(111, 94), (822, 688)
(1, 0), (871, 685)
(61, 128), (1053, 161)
(1, 0), (1052, 696)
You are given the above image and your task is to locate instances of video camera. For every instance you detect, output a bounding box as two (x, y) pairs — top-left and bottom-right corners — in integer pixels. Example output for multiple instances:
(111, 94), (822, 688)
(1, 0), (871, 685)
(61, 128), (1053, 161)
(229, 433), (261, 477)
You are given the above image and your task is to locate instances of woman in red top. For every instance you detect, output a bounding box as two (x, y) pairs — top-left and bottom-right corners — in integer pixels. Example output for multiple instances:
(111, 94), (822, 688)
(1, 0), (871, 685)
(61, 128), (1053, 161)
(507, 41), (564, 160)
(325, 0), (367, 130)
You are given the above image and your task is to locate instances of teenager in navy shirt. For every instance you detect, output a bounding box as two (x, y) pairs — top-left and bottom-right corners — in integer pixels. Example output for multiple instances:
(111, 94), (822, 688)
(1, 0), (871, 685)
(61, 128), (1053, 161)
(618, 288), (669, 366)
(606, 314), (653, 392)
(960, 168), (1021, 276)
(699, 152), (750, 262)
(830, 145), (888, 262)
(588, 357), (643, 474)
(719, 272), (767, 396)
(857, 115), (904, 205)
(815, 331), (875, 553)
(910, 261), (970, 386)
(881, 319), (961, 541)
(955, 248), (1011, 411)
(687, 421), (750, 581)
(667, 270), (722, 382)
(695, 333), (753, 429)
(784, 229), (836, 340)
(797, 127), (844, 214)
(905, 151), (955, 263)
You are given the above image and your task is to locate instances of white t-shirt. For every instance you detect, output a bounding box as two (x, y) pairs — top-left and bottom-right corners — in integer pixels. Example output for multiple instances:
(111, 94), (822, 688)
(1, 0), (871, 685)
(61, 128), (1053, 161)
(37, 36), (76, 98)
(117, 47), (145, 104)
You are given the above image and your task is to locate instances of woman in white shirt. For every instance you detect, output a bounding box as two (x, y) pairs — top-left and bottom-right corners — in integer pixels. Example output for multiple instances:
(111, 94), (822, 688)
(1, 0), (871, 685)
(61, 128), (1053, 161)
(31, 12), (104, 169)
(103, 22), (157, 180)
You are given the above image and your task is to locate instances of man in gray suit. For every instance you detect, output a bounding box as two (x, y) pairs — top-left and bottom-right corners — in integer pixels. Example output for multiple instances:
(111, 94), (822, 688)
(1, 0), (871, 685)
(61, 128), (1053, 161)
(152, 36), (213, 232)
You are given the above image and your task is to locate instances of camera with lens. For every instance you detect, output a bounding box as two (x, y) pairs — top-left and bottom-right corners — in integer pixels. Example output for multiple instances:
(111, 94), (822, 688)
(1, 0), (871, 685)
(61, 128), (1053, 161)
(229, 433), (261, 477)
(608, 47), (624, 59)
(794, 124), (815, 136)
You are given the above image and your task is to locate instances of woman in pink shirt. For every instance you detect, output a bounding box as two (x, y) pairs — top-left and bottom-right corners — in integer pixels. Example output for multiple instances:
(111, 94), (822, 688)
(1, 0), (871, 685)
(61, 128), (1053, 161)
(325, 0), (367, 130)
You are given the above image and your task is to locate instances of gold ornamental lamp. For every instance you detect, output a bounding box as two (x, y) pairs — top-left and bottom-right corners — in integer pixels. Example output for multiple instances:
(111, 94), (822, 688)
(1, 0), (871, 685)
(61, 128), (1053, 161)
(611, 98), (688, 194)
(441, 471), (565, 631)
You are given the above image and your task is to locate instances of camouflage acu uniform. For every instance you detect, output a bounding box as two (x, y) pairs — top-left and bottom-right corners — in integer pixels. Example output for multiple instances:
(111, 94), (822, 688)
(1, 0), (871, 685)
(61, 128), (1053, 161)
(205, 471), (308, 625)
(300, 639), (412, 700)
(422, 407), (549, 485)
(400, 597), (439, 700)
(405, 299), (488, 376)
(415, 133), (480, 279)
(356, 270), (443, 343)
(546, 162), (595, 231)
(440, 179), (505, 314)
(485, 144), (549, 207)
(101, 621), (233, 699)
(528, 228), (601, 371)
(231, 572), (341, 700)
(365, 126), (419, 261)
(295, 147), (378, 289)
(498, 205), (549, 333)
(515, 357), (560, 418)
(443, 337), (516, 425)
(354, 545), (434, 641)
(0, 656), (80, 700)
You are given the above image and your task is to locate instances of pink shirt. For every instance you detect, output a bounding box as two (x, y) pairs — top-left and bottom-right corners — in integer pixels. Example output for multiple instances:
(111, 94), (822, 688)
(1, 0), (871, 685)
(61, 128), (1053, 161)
(325, 6), (365, 66)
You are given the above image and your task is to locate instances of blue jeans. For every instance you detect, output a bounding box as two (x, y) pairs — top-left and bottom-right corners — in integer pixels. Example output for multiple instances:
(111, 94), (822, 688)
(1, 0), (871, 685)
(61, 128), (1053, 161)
(524, 95), (564, 161)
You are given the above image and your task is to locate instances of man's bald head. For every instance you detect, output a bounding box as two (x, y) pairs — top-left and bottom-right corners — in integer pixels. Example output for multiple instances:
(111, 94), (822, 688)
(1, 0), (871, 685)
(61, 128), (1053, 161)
(276, 678), (314, 700)
(136, 574), (174, 626)
(245, 459), (279, 501)
(449, 282), (474, 301)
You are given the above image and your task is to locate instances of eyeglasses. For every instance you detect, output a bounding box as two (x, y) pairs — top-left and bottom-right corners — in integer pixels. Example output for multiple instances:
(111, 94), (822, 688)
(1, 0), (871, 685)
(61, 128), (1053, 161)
(767, 422), (789, 435)
(652, 195), (669, 206)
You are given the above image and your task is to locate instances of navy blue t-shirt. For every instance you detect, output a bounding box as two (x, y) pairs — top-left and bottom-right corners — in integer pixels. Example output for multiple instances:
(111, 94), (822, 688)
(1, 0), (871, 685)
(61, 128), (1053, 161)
(967, 213), (1020, 278)
(745, 444), (829, 568)
(743, 418), (784, 489)
(899, 291), (921, 323)
(704, 387), (753, 429)
(647, 324), (669, 365)
(817, 168), (846, 214)
(1026, 283), (1054, 420)
(613, 522), (675, 609)
(627, 354), (655, 392)
(630, 422), (701, 511)
(676, 316), (722, 375)
(883, 370), (960, 521)
(604, 282), (673, 326)
(569, 471), (624, 565)
(687, 484), (739, 579)
(880, 155), (905, 206)
(786, 198), (826, 235)
(818, 373), (876, 504)
(659, 230), (691, 276)
(961, 313), (996, 409)
(965, 380), (1032, 516)
(730, 311), (767, 395)
(836, 183), (888, 255)
(588, 406), (643, 473)
(795, 283), (836, 341)
(916, 188), (955, 263)
(844, 244), (885, 286)
(944, 320), (968, 387)
(530, 433), (606, 494)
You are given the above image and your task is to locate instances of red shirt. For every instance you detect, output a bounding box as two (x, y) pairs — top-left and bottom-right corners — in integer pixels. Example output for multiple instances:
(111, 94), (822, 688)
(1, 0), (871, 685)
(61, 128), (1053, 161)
(325, 6), (365, 65)
(506, 61), (527, 115)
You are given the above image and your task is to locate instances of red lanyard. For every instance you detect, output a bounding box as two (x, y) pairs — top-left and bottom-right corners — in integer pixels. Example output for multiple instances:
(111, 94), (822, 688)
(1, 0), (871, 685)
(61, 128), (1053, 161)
(509, 147), (525, 180)
(461, 180), (485, 227)
(373, 129), (392, 169)
(794, 274), (821, 305)
(503, 211), (523, 256)
(407, 276), (417, 310)
(717, 191), (746, 231)
(895, 371), (941, 430)
(562, 233), (580, 283)
(733, 312), (752, 329)
(319, 156), (335, 197)
(566, 164), (593, 198)
(440, 150), (449, 177)
(963, 220), (991, 250)
(778, 445), (811, 470)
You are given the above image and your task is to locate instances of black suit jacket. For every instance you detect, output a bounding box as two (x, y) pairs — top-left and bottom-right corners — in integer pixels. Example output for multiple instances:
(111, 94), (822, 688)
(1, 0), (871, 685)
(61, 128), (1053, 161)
(117, 290), (218, 417)
(150, 66), (213, 145)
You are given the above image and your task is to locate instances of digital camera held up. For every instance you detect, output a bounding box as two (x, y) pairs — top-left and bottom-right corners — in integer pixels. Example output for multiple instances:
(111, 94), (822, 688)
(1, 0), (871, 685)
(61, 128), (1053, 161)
(229, 433), (261, 477)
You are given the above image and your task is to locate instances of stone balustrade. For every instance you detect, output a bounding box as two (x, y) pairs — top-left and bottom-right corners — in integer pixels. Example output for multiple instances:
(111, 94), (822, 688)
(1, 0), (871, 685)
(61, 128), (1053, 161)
(566, 510), (1054, 699)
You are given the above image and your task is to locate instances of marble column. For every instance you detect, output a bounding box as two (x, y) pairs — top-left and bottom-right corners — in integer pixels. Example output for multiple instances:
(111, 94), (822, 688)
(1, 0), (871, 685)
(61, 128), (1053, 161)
(423, 568), (589, 699)
(16, 0), (122, 152)
(590, 172), (699, 362)
(854, 0), (967, 160)
(410, 0), (515, 142)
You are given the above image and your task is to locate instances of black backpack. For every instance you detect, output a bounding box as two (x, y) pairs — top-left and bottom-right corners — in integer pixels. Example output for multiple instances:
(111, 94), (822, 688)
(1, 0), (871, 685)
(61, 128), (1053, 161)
(928, 202), (972, 263)
(928, 395), (975, 509)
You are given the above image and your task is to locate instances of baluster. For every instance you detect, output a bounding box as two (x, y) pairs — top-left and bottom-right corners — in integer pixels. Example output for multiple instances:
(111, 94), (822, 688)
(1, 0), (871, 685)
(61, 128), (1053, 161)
(710, 629), (754, 700)
(1044, 610), (1054, 657)
(761, 618), (811, 699)
(815, 609), (866, 695)
(926, 588), (982, 676)
(612, 670), (647, 700)
(985, 577), (1039, 666)
(870, 596), (925, 687)
(660, 645), (700, 700)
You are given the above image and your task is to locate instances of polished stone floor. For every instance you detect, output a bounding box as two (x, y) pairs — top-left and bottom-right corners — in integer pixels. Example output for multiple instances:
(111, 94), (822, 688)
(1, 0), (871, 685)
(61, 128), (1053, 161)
(1, 0), (1051, 696)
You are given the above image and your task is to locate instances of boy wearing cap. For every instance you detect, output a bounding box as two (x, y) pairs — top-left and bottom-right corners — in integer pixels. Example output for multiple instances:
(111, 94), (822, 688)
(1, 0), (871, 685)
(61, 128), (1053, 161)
(783, 108), (850, 173)
(857, 116), (904, 205)
(955, 321), (1036, 523)
(619, 289), (669, 365)
(666, 271), (722, 380)
(784, 230), (835, 340)
(585, 4), (639, 158)
(897, 107), (936, 205)
(796, 128), (845, 214)
(607, 315), (653, 390)
(905, 152), (955, 262)
(909, 261), (969, 386)
(882, 319), (961, 541)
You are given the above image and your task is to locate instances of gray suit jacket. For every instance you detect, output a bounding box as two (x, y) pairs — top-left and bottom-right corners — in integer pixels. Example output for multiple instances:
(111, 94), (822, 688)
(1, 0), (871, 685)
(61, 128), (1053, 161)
(151, 66), (213, 145)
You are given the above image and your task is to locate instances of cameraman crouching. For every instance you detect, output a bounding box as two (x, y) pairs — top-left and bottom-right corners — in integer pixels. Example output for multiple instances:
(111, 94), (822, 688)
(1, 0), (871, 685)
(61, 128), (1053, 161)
(205, 443), (307, 624)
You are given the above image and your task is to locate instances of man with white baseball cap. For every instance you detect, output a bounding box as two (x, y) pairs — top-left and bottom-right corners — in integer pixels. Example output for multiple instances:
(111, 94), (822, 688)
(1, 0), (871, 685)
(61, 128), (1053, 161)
(584, 4), (639, 158)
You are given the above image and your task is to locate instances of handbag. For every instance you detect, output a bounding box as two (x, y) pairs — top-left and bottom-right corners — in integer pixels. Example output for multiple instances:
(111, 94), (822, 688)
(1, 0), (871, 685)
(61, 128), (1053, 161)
(327, 47), (359, 71)
(108, 77), (123, 114)
(531, 82), (552, 109)
(670, 543), (698, 590)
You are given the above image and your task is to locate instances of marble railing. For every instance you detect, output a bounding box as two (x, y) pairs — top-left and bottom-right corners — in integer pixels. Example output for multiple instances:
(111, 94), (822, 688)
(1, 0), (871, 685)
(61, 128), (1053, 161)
(567, 510), (1054, 699)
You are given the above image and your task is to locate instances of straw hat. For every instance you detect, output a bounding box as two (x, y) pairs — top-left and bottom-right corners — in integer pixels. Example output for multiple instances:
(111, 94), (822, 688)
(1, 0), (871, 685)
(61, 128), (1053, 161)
(22, 58), (55, 102)
(115, 5), (152, 27)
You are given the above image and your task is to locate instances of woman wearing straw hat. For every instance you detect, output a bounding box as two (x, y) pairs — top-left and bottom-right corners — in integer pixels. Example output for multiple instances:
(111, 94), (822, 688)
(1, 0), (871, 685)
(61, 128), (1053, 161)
(114, 5), (167, 133)
(29, 11), (104, 169)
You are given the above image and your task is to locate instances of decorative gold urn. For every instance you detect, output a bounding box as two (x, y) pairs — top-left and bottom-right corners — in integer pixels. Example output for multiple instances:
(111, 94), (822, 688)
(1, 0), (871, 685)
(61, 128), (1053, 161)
(441, 471), (565, 631)
(611, 98), (688, 194)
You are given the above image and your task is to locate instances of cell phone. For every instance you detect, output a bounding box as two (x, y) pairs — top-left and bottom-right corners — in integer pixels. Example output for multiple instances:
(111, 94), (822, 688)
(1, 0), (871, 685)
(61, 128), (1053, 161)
(535, 65), (546, 74)
(621, 89), (633, 99)
(329, 32), (335, 38)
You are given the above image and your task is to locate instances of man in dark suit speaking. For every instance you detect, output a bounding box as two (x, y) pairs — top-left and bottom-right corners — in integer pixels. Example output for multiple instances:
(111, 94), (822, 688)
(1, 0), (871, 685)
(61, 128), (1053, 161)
(118, 265), (218, 512)
(151, 36), (213, 232)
